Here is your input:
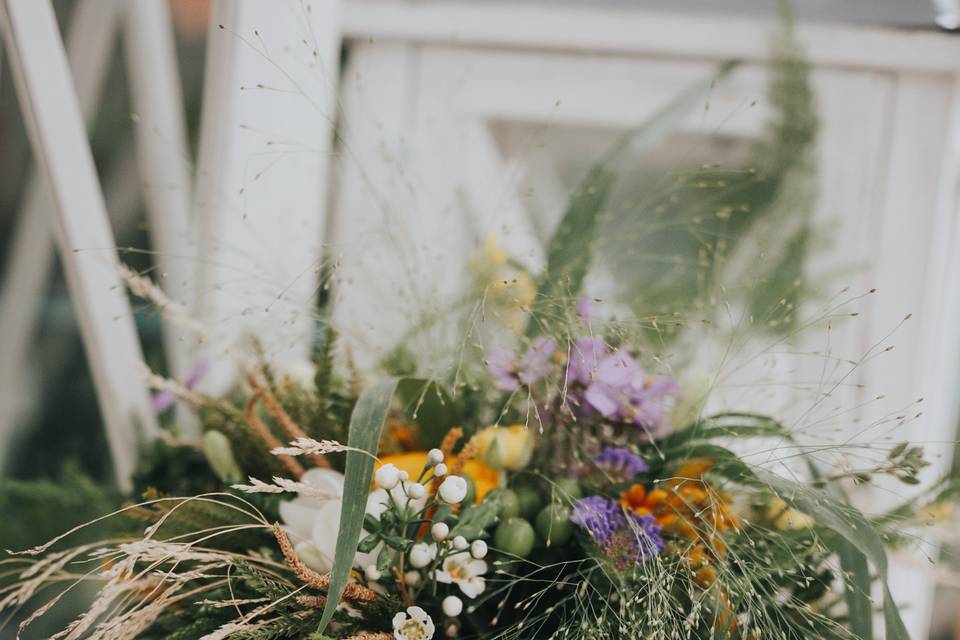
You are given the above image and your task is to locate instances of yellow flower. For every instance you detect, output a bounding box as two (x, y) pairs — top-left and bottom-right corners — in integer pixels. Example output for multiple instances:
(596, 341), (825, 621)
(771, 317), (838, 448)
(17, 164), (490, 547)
(375, 451), (498, 503)
(468, 236), (536, 333)
(474, 425), (534, 471)
(766, 497), (815, 530)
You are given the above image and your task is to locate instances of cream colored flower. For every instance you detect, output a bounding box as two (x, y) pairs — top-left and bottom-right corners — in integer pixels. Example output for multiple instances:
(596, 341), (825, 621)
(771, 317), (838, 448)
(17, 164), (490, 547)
(393, 605), (435, 640)
(435, 552), (488, 598)
(474, 425), (534, 471)
(279, 468), (381, 573)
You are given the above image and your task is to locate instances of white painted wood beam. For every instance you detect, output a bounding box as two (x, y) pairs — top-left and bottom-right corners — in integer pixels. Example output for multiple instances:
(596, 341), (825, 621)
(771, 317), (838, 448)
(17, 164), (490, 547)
(0, 0), (158, 488)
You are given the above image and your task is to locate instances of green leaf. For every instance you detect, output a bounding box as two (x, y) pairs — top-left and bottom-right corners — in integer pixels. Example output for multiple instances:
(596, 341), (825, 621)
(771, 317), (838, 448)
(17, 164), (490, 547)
(527, 61), (736, 335)
(836, 534), (873, 639)
(316, 377), (398, 634)
(450, 494), (501, 540)
(751, 468), (908, 640)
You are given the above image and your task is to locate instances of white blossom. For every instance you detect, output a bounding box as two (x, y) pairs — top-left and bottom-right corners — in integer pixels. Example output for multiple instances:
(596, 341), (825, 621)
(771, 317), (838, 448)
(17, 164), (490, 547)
(435, 552), (488, 598)
(393, 606), (435, 640)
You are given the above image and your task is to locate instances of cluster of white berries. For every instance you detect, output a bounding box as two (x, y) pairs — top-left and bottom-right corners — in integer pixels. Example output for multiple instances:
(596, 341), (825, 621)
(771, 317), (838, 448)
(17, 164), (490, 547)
(372, 449), (491, 638)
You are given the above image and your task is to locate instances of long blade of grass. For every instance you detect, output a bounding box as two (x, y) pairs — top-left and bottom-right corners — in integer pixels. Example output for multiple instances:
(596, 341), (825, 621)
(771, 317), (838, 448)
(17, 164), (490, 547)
(528, 61), (736, 334)
(316, 377), (399, 634)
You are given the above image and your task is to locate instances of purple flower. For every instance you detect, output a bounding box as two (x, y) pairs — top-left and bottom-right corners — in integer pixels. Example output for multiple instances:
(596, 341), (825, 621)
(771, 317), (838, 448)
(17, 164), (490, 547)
(594, 447), (649, 479)
(563, 337), (679, 434)
(571, 495), (663, 564)
(487, 336), (557, 391)
(565, 336), (606, 386)
(152, 360), (208, 414)
(571, 495), (623, 546)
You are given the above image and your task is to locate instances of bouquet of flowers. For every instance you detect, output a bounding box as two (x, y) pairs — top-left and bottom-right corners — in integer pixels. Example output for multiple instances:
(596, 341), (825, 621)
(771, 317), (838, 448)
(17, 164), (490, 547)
(1, 37), (950, 640)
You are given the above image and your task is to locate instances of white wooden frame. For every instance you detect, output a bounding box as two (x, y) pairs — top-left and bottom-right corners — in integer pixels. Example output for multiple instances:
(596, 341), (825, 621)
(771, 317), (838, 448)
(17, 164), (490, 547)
(0, 0), (192, 483)
(0, 0), (160, 486)
(3, 2), (960, 635)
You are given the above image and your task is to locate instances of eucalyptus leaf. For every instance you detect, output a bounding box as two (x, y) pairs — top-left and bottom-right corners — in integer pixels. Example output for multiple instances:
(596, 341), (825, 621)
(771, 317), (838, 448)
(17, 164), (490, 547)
(316, 378), (399, 634)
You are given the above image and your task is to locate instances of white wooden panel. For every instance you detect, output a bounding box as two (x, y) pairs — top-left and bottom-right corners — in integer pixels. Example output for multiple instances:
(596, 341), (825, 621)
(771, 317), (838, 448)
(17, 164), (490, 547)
(327, 42), (429, 372)
(122, 0), (194, 381)
(192, 0), (340, 393)
(0, 0), (158, 487)
(854, 73), (956, 639)
(0, 0), (123, 472)
(342, 1), (960, 73)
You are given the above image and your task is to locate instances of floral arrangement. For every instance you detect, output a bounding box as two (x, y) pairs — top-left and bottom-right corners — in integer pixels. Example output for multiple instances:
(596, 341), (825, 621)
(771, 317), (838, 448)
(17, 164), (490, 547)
(2, 293), (944, 640)
(2, 43), (951, 640)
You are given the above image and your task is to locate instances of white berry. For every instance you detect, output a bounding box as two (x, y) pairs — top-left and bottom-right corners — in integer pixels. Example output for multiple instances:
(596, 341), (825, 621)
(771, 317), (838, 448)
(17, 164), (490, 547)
(442, 595), (464, 617)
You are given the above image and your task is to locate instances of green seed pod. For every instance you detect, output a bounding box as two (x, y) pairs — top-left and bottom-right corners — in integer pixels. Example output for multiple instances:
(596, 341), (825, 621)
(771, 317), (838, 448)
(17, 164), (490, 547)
(485, 488), (520, 519)
(553, 478), (583, 502)
(535, 504), (573, 547)
(494, 517), (536, 558)
(203, 430), (242, 483)
(514, 485), (543, 520)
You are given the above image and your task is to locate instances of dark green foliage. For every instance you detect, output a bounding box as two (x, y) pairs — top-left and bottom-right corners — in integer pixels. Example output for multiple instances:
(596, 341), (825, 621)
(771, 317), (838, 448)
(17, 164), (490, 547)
(0, 462), (128, 552)
(132, 438), (221, 497)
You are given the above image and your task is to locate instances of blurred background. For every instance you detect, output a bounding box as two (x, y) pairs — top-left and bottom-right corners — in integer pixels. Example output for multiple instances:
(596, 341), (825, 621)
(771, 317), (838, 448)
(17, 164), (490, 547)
(2, 0), (960, 637)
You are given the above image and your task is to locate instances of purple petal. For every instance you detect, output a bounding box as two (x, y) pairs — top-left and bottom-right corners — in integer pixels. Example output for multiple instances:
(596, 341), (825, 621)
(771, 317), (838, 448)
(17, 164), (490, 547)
(566, 336), (606, 385)
(487, 347), (520, 391)
(576, 297), (593, 320)
(517, 336), (557, 385)
(584, 385), (621, 418)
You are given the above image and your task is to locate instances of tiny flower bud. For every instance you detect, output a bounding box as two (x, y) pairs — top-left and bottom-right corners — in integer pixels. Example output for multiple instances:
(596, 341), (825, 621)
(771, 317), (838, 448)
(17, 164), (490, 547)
(470, 539), (488, 559)
(438, 475), (468, 504)
(404, 570), (420, 586)
(442, 595), (464, 617)
(433, 463), (448, 477)
(374, 463), (401, 490)
(428, 448), (445, 465)
(364, 564), (382, 581)
(409, 542), (436, 568)
(399, 470), (410, 481)
(452, 535), (468, 551)
(407, 482), (427, 499)
(431, 522), (450, 541)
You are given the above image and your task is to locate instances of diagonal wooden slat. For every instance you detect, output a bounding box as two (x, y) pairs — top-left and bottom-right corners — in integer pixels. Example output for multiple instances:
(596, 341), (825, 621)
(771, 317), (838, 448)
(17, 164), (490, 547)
(0, 0), (122, 472)
(0, 0), (158, 488)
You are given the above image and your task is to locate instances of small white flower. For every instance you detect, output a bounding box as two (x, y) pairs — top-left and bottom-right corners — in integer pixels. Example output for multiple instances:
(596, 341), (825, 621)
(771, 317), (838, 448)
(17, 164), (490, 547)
(364, 564), (382, 581)
(409, 542), (437, 568)
(375, 463), (401, 490)
(406, 482), (427, 500)
(399, 470), (410, 481)
(470, 539), (488, 559)
(438, 476), (468, 504)
(433, 463), (448, 477)
(442, 595), (463, 617)
(393, 605), (435, 640)
(404, 570), (421, 586)
(435, 552), (488, 598)
(428, 448), (445, 465)
(431, 522), (450, 542)
(452, 536), (468, 551)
